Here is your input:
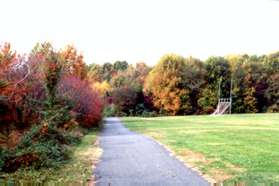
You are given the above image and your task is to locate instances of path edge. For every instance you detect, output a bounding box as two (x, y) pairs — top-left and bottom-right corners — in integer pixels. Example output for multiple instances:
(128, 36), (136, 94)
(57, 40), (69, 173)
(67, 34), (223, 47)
(89, 136), (103, 186)
(143, 135), (217, 185)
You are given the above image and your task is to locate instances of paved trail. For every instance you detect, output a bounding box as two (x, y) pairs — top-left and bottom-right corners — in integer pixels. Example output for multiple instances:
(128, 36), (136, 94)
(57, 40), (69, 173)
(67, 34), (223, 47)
(94, 117), (209, 186)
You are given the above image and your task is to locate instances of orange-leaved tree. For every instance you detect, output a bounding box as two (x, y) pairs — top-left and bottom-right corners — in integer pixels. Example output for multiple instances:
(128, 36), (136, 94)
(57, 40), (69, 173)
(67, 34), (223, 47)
(144, 54), (192, 115)
(60, 45), (87, 79)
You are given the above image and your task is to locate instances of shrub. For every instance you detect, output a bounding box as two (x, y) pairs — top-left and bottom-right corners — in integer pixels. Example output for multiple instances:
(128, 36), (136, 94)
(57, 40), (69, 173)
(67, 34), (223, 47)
(58, 76), (103, 128)
(103, 104), (118, 117)
(141, 110), (157, 117)
(197, 87), (218, 114)
(0, 123), (80, 172)
(111, 86), (138, 115)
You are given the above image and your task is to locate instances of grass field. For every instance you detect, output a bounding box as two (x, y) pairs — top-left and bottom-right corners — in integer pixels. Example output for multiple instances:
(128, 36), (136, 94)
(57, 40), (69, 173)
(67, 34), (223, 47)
(122, 113), (279, 184)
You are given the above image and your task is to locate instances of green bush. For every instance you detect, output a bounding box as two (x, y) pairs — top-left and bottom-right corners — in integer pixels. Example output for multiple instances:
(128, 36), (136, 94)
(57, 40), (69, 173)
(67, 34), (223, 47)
(103, 104), (118, 117)
(141, 111), (157, 117)
(0, 124), (81, 173)
(0, 148), (12, 171)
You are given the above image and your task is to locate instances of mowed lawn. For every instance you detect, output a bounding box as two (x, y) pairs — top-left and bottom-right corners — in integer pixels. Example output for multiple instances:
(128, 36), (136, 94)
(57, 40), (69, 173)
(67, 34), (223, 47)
(122, 114), (279, 183)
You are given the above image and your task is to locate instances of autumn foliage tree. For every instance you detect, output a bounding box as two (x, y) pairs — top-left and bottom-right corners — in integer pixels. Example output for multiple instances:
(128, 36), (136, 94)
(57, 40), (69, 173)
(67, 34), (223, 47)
(0, 44), (26, 126)
(60, 45), (87, 79)
(144, 54), (192, 115)
(264, 52), (279, 112)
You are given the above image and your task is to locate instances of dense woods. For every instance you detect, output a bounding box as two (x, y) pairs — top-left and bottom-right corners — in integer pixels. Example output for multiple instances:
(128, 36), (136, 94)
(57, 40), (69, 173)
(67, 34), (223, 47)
(89, 53), (279, 116)
(0, 43), (103, 173)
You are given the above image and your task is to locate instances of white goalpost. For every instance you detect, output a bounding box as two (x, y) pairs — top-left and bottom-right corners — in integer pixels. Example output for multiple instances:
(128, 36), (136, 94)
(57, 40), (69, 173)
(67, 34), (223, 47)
(211, 78), (232, 115)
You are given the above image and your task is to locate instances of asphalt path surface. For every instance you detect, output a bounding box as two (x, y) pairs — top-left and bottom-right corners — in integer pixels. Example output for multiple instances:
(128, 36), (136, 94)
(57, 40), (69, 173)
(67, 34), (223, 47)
(94, 117), (210, 186)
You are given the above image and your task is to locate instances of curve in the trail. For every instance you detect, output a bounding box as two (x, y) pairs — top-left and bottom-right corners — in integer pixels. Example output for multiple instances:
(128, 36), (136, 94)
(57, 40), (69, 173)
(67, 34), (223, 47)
(94, 117), (210, 186)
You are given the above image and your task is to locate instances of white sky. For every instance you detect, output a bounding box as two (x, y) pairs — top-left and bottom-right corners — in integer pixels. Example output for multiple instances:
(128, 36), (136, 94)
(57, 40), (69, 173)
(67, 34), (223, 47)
(0, 0), (279, 65)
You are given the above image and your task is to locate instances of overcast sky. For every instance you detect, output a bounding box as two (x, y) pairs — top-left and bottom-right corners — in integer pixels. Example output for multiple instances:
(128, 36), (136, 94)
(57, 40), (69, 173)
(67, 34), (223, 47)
(0, 0), (278, 64)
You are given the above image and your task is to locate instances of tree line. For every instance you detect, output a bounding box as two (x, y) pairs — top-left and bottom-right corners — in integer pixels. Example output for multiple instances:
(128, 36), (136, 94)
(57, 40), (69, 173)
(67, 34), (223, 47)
(88, 52), (279, 116)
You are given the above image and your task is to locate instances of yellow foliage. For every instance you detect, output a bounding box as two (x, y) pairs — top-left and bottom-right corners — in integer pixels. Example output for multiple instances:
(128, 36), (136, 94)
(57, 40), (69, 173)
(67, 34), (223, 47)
(92, 81), (111, 96)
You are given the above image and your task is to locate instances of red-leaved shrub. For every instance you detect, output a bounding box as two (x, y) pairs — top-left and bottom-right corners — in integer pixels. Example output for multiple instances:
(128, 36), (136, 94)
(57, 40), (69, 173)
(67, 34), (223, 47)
(58, 76), (103, 128)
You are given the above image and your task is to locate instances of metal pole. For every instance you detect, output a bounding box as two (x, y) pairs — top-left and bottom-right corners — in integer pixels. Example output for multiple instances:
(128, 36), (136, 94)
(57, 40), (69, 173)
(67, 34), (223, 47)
(229, 78), (233, 114)
(217, 78), (222, 114)
(218, 77), (222, 100)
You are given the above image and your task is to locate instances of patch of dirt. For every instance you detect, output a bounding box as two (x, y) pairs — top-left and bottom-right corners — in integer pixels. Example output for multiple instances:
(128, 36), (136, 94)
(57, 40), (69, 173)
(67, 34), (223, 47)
(142, 131), (248, 184)
(144, 135), (240, 184)
(179, 149), (246, 182)
(180, 150), (211, 165)
(90, 137), (103, 186)
(208, 169), (232, 182)
(86, 139), (102, 165)
(143, 135), (217, 184)
(145, 131), (165, 140)
(177, 150), (230, 182)
(223, 162), (246, 176)
(179, 149), (236, 182)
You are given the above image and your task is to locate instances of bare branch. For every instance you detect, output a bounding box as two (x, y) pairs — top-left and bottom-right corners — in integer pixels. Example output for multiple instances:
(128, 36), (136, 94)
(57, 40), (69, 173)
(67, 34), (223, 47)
(14, 64), (31, 86)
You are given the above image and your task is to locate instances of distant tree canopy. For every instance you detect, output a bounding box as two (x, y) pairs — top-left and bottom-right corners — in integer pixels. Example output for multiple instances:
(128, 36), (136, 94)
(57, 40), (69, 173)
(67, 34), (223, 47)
(88, 60), (151, 116)
(88, 51), (279, 116)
